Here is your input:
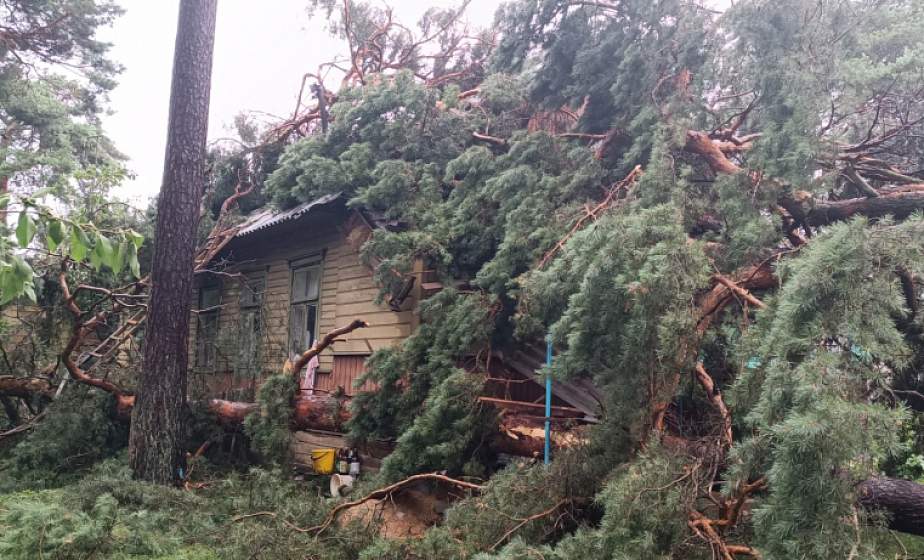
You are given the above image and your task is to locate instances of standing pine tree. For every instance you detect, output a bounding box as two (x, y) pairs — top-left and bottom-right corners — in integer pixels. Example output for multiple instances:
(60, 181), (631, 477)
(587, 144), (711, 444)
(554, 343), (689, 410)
(128, 0), (217, 484)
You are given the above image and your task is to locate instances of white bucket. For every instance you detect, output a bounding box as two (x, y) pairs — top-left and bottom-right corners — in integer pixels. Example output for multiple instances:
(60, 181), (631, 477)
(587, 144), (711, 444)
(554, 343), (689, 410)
(330, 473), (355, 497)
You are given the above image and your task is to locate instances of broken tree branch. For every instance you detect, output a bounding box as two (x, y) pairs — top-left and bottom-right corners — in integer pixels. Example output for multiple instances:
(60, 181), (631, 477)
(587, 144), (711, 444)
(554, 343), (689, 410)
(712, 275), (767, 310)
(306, 473), (484, 535)
(490, 499), (571, 551)
(538, 165), (642, 269)
(693, 363), (733, 447)
(283, 319), (368, 376)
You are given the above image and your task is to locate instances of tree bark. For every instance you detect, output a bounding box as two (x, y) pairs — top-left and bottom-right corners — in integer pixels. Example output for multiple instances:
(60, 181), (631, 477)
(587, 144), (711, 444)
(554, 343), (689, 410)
(0, 375), (55, 399)
(128, 0), (217, 484)
(857, 477), (924, 537)
(781, 189), (924, 228)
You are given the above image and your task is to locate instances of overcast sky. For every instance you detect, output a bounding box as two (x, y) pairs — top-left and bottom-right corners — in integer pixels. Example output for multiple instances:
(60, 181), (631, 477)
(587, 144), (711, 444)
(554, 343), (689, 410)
(100, 1), (505, 205)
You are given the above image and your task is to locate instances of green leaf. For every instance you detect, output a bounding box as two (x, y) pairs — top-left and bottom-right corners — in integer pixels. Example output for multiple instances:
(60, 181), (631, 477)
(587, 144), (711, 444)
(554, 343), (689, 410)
(46, 220), (66, 253)
(127, 229), (145, 250)
(127, 242), (141, 278)
(21, 281), (36, 303)
(0, 266), (12, 305)
(92, 234), (125, 272)
(109, 240), (126, 273)
(91, 233), (112, 271)
(70, 226), (90, 262)
(89, 250), (102, 271)
(0, 256), (35, 305)
(15, 212), (36, 247)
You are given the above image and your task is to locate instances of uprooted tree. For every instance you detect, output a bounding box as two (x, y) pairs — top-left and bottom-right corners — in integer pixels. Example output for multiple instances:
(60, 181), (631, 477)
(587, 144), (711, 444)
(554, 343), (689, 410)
(4, 0), (924, 558)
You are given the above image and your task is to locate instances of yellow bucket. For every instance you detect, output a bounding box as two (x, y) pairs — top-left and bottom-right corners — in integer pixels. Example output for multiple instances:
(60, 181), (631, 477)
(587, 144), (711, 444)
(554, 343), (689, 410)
(310, 448), (336, 474)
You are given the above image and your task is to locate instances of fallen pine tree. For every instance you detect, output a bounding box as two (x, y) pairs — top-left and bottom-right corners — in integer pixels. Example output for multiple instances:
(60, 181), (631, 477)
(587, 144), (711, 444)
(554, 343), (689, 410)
(6, 1), (924, 557)
(2, 346), (922, 539)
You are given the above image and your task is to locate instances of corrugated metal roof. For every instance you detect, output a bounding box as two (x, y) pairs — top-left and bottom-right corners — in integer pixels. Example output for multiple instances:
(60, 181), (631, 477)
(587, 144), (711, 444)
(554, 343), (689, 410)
(485, 348), (603, 423)
(235, 192), (342, 237)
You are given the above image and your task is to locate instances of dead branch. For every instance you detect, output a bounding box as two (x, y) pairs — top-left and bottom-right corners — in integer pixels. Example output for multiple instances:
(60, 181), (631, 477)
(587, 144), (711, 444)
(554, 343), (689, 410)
(684, 130), (742, 175)
(0, 375), (55, 400)
(538, 165), (642, 269)
(479, 396), (585, 418)
(555, 132), (608, 140)
(283, 319), (368, 376)
(489, 499), (571, 551)
(650, 260), (777, 434)
(712, 275), (767, 310)
(689, 510), (760, 559)
(472, 131), (507, 146)
(57, 269), (137, 417)
(693, 363), (733, 447)
(0, 410), (47, 440)
(723, 477), (766, 528)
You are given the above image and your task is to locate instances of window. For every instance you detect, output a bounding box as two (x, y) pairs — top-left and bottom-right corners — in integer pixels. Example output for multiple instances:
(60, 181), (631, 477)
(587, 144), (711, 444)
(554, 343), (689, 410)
(289, 256), (321, 360)
(196, 285), (221, 368)
(238, 272), (265, 374)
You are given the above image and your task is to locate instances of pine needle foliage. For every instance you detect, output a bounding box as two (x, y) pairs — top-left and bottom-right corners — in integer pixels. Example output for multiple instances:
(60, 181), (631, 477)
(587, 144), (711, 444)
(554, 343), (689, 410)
(7, 0), (924, 558)
(252, 0), (924, 556)
(1, 386), (128, 492)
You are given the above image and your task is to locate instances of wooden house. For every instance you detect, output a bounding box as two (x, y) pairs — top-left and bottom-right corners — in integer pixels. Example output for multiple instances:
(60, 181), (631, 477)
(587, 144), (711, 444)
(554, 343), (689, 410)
(190, 193), (601, 467)
(188, 193), (417, 402)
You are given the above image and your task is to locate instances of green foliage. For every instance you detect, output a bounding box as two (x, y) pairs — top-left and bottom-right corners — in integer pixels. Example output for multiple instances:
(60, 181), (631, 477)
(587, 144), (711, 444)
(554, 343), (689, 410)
(254, 0), (924, 555)
(492, 0), (711, 171)
(721, 217), (924, 558)
(0, 457), (373, 560)
(0, 196), (145, 304)
(0, 0), (144, 303)
(349, 289), (499, 480)
(378, 369), (491, 481)
(521, 204), (711, 445)
(0, 491), (123, 560)
(7, 0), (924, 558)
(244, 374), (298, 464)
(1, 386), (128, 491)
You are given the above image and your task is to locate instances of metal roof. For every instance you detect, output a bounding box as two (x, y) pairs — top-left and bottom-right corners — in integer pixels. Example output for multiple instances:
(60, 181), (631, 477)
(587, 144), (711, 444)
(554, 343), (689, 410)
(234, 192), (343, 237)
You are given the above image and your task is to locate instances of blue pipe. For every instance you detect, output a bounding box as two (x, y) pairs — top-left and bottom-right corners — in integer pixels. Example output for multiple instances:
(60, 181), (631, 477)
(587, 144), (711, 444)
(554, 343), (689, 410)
(544, 337), (552, 466)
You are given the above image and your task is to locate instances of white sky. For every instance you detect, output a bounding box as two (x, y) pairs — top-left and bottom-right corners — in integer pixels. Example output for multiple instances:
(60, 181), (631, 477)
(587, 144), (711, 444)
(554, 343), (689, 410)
(100, 1), (505, 206)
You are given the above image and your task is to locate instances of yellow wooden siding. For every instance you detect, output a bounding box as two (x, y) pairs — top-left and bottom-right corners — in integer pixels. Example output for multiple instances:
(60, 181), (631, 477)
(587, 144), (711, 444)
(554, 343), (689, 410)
(315, 354), (374, 395)
(292, 429), (390, 473)
(188, 220), (415, 396)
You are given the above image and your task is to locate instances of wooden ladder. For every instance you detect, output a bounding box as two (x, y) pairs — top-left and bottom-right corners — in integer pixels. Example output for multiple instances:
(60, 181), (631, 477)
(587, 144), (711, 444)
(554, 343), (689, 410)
(76, 309), (147, 373)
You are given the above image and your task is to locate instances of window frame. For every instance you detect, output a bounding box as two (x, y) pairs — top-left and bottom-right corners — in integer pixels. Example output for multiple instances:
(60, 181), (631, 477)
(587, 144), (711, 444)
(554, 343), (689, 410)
(195, 283), (222, 368)
(288, 253), (323, 361)
(238, 271), (266, 374)
(239, 270), (266, 310)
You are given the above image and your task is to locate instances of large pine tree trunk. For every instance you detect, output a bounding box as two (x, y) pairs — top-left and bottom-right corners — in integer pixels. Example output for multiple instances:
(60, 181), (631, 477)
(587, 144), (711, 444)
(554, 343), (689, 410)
(128, 0), (217, 484)
(857, 478), (924, 537)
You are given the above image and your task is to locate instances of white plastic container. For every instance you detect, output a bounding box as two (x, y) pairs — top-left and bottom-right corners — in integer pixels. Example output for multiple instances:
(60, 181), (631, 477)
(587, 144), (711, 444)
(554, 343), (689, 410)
(330, 473), (355, 497)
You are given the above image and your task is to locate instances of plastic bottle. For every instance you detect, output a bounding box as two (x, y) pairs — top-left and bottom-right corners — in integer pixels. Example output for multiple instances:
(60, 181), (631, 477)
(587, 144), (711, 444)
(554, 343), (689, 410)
(348, 448), (361, 476)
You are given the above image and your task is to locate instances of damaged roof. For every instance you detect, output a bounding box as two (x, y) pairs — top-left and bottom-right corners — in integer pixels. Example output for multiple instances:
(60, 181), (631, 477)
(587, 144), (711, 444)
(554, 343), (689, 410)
(484, 346), (604, 423)
(234, 192), (343, 237)
(233, 192), (404, 238)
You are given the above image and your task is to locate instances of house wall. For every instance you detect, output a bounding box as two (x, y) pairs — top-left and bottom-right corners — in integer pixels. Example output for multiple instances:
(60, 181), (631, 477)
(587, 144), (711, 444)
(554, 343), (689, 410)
(188, 216), (414, 400)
